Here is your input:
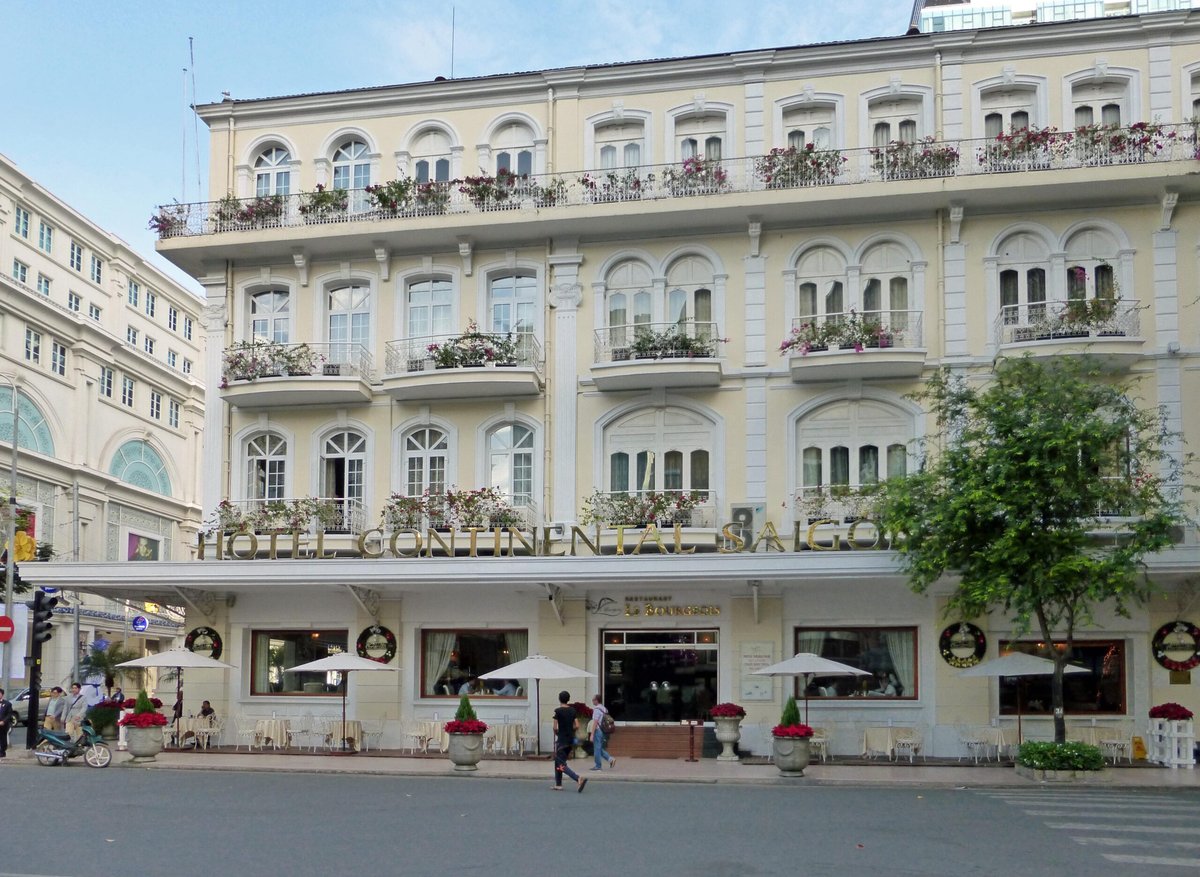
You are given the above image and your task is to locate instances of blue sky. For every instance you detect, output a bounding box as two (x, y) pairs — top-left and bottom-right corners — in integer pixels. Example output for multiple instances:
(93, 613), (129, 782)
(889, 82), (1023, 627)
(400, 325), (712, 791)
(2, 0), (913, 293)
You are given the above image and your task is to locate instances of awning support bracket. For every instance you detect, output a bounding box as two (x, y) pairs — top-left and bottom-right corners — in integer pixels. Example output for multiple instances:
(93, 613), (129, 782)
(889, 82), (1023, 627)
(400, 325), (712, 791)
(174, 587), (217, 621)
(543, 583), (564, 626)
(346, 585), (381, 620)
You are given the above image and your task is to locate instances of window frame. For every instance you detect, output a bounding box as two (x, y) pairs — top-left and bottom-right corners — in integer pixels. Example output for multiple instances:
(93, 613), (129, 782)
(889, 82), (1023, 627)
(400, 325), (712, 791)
(793, 626), (919, 700)
(24, 327), (41, 364)
(69, 241), (83, 271)
(13, 207), (30, 238)
(50, 340), (66, 377)
(121, 376), (135, 407)
(998, 640), (1125, 716)
(249, 628), (350, 697)
(38, 222), (53, 254)
(419, 628), (530, 698)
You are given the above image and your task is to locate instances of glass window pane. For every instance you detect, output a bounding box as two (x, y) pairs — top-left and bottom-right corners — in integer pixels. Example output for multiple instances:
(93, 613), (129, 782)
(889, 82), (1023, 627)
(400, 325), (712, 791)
(830, 447), (850, 486)
(690, 450), (709, 492)
(887, 444), (907, 479)
(664, 451), (683, 490)
(610, 453), (629, 492)
(858, 445), (879, 485)
(863, 279), (881, 315)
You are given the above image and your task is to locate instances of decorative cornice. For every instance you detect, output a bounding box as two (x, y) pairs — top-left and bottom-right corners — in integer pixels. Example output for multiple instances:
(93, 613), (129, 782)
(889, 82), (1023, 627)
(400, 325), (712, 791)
(292, 250), (308, 287)
(1161, 191), (1179, 231)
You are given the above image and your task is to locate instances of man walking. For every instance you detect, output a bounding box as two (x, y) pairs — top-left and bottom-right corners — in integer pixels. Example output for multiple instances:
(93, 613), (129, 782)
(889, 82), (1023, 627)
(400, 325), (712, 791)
(0, 688), (13, 757)
(552, 690), (587, 793)
(589, 693), (616, 771)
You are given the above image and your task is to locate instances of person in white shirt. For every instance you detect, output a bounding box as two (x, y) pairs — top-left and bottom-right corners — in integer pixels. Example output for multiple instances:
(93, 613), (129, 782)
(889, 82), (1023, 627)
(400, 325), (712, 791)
(63, 683), (89, 738)
(589, 694), (616, 771)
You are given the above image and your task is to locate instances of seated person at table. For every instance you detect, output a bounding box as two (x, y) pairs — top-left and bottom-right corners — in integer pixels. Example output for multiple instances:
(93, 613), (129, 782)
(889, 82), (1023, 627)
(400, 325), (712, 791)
(493, 679), (518, 696)
(458, 678), (479, 695)
(199, 700), (216, 719)
(868, 672), (898, 697)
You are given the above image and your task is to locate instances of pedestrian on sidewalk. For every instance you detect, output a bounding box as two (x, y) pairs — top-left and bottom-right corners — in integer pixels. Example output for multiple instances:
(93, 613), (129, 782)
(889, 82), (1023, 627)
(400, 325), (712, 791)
(0, 688), (13, 758)
(553, 690), (587, 793)
(589, 694), (615, 771)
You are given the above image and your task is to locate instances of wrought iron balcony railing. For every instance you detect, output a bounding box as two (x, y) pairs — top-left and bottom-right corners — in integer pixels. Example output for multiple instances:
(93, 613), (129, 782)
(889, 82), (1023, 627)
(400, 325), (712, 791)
(153, 123), (1200, 238)
(783, 310), (924, 354)
(221, 341), (374, 387)
(220, 496), (367, 534)
(593, 321), (725, 364)
(994, 300), (1141, 346)
(384, 330), (543, 375)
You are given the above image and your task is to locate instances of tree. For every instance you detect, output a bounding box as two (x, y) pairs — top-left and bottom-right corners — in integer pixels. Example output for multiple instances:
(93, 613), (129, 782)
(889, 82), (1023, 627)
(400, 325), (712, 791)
(876, 357), (1189, 742)
(80, 641), (143, 694)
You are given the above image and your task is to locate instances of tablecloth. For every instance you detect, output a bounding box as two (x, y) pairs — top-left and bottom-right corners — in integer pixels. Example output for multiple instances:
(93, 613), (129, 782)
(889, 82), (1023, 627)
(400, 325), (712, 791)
(862, 726), (915, 759)
(255, 718), (292, 749)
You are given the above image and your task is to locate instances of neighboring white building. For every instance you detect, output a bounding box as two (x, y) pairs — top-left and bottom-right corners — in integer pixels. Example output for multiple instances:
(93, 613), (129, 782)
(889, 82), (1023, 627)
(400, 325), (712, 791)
(0, 153), (205, 690)
(912, 0), (1198, 33)
(34, 8), (1200, 758)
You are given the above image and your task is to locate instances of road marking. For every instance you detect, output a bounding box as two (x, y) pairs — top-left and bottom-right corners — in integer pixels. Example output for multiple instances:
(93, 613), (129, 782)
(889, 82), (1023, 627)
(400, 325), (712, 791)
(1100, 854), (1200, 868)
(1024, 810), (1198, 820)
(1047, 823), (1199, 834)
(1074, 838), (1200, 850)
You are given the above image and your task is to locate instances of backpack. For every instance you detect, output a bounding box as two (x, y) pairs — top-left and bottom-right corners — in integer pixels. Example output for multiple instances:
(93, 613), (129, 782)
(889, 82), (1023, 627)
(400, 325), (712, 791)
(599, 713), (616, 735)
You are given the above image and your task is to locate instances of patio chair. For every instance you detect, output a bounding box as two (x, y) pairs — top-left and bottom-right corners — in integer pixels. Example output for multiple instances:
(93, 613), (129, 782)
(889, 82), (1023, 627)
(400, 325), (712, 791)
(195, 718), (224, 750)
(893, 726), (924, 763)
(1097, 723), (1134, 764)
(231, 714), (259, 752)
(517, 723), (539, 755)
(362, 719), (386, 752)
(809, 726), (832, 762)
(401, 721), (429, 754)
(758, 722), (774, 763)
(956, 724), (991, 763)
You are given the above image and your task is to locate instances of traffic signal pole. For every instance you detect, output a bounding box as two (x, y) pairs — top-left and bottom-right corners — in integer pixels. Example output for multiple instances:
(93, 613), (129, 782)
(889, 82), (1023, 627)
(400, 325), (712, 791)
(25, 590), (57, 749)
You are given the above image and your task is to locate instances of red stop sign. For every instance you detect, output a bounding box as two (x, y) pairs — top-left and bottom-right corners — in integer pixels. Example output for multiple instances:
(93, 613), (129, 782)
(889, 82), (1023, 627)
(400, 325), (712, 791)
(0, 614), (13, 643)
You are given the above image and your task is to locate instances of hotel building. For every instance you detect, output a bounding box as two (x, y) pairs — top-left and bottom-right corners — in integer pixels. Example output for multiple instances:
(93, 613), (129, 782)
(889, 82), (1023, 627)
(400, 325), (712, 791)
(38, 5), (1200, 756)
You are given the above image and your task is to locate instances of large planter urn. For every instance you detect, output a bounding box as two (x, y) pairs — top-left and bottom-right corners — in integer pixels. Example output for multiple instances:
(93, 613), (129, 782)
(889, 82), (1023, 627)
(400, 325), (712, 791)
(447, 732), (485, 772)
(713, 717), (742, 762)
(772, 736), (812, 777)
(125, 726), (165, 764)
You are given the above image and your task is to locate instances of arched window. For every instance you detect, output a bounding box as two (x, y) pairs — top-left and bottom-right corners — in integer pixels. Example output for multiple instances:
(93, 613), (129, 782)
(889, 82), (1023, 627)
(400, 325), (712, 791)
(996, 232), (1050, 326)
(605, 407), (713, 498)
(860, 243), (912, 332)
(981, 86), (1036, 137)
(321, 430), (367, 530)
(245, 433), (287, 500)
(1064, 228), (1119, 305)
(1072, 79), (1127, 127)
(595, 121), (644, 168)
(250, 290), (291, 343)
(665, 256), (714, 338)
(0, 387), (54, 455)
(796, 399), (913, 521)
(488, 424), (534, 507)
(332, 139), (370, 190)
(110, 440), (172, 496)
(783, 105), (834, 149)
(494, 122), (534, 175)
(604, 260), (653, 348)
(676, 115), (725, 161)
(407, 278), (454, 338)
(489, 274), (537, 336)
(869, 97), (920, 145)
(254, 147), (291, 196)
(796, 247), (847, 323)
(403, 428), (448, 496)
(328, 284), (371, 363)
(413, 129), (452, 183)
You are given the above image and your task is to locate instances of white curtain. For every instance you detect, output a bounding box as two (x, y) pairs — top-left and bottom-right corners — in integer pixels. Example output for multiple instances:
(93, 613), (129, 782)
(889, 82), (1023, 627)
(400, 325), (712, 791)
(423, 632), (457, 696)
(504, 631), (529, 694)
(882, 630), (915, 697)
(796, 631), (827, 655)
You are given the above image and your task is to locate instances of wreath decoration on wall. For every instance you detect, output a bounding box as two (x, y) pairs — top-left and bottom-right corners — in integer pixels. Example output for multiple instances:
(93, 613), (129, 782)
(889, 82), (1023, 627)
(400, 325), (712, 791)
(938, 622), (987, 669)
(356, 624), (397, 664)
(184, 626), (223, 661)
(1151, 621), (1200, 672)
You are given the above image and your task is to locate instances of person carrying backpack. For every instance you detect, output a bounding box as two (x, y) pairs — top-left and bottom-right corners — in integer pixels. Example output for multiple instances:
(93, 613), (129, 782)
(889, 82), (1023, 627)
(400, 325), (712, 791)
(589, 693), (616, 771)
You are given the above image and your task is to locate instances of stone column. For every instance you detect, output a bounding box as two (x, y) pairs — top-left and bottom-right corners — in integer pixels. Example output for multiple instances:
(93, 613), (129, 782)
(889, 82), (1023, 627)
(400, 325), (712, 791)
(548, 251), (584, 524)
(199, 278), (228, 520)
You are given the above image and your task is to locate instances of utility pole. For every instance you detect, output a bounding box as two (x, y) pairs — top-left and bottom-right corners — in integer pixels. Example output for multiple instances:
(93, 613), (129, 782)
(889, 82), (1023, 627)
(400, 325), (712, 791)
(1, 374), (19, 687)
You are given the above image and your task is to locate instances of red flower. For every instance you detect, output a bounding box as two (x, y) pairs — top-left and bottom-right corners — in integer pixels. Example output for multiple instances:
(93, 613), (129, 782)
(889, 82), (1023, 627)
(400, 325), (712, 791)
(571, 702), (594, 718)
(119, 711), (169, 728)
(772, 723), (815, 738)
(444, 719), (489, 735)
(1149, 703), (1194, 721)
(710, 702), (746, 718)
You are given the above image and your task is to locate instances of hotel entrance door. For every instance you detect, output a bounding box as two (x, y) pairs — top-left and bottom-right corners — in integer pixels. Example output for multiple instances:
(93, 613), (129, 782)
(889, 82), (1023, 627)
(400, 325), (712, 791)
(602, 629), (718, 723)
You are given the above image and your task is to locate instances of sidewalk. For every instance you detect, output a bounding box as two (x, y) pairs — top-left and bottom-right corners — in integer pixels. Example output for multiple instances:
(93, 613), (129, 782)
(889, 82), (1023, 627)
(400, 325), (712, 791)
(6, 747), (1198, 789)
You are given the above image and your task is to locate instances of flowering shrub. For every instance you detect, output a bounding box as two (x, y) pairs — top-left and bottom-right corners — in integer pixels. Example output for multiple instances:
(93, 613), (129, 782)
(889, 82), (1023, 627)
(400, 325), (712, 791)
(425, 319), (521, 368)
(118, 690), (168, 728)
(298, 184), (348, 219)
(662, 156), (729, 195)
(234, 195), (284, 225)
(779, 310), (897, 355)
(755, 145), (846, 188)
(1149, 703), (1194, 721)
(120, 697), (163, 710)
(148, 202), (188, 238)
(220, 341), (322, 388)
(710, 703), (746, 719)
(444, 718), (489, 735)
(871, 137), (960, 179)
(772, 723), (815, 738)
(578, 489), (706, 527)
(578, 168), (652, 202)
(202, 496), (343, 535)
(458, 168), (528, 207)
(1017, 741), (1104, 771)
(629, 328), (723, 359)
(571, 702), (594, 719)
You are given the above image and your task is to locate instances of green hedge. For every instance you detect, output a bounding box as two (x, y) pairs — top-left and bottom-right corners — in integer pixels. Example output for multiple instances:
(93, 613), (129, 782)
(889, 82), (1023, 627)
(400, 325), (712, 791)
(1016, 741), (1105, 771)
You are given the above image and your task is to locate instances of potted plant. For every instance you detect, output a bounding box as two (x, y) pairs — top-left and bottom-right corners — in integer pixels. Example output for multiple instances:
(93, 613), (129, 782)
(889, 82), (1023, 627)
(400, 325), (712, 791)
(1014, 740), (1105, 782)
(779, 321), (831, 356)
(662, 155), (729, 196)
(1148, 702), (1195, 768)
(120, 689), (169, 763)
(381, 493), (426, 530)
(870, 136), (960, 179)
(85, 699), (122, 741)
(365, 178), (416, 215)
(444, 694), (488, 771)
(298, 184), (348, 221)
(771, 695), (814, 776)
(148, 202), (188, 238)
(572, 701), (594, 757)
(710, 702), (746, 761)
(754, 145), (846, 188)
(414, 181), (451, 213)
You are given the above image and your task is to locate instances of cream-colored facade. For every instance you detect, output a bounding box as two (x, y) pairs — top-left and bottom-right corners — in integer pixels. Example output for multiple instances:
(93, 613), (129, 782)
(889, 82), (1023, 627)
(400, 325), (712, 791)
(35, 10), (1200, 757)
(0, 153), (205, 688)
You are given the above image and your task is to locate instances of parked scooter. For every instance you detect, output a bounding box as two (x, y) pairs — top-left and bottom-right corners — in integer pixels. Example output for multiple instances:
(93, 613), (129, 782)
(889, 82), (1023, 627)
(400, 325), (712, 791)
(34, 719), (112, 767)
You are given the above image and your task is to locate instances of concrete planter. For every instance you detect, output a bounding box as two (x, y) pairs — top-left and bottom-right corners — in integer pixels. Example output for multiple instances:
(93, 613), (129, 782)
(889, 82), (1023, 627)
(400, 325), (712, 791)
(1015, 763), (1110, 783)
(446, 732), (485, 772)
(713, 717), (742, 762)
(772, 736), (811, 777)
(125, 725), (165, 763)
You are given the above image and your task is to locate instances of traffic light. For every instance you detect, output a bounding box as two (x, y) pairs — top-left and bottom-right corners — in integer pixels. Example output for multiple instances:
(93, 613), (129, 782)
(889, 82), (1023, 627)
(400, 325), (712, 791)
(31, 590), (57, 643)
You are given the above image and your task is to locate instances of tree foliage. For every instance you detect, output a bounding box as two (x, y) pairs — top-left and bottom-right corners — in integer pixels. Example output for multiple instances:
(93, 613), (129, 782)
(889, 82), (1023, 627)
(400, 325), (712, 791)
(876, 357), (1189, 741)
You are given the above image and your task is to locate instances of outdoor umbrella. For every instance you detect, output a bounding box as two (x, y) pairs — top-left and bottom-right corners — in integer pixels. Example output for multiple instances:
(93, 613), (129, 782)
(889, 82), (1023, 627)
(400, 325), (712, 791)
(117, 647), (236, 748)
(958, 652), (1090, 742)
(283, 653), (397, 753)
(752, 653), (873, 724)
(479, 655), (595, 755)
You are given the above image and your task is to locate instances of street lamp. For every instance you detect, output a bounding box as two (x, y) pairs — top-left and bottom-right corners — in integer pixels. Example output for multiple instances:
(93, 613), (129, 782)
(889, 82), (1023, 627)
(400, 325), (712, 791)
(0, 373), (19, 687)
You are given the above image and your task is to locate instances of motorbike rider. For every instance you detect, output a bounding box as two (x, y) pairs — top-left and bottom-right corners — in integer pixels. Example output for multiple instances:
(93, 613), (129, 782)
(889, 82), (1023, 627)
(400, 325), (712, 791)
(63, 683), (88, 739)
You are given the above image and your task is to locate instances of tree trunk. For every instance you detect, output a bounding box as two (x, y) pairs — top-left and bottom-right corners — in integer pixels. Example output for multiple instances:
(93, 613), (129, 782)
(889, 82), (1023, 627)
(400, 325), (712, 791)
(1051, 659), (1066, 743)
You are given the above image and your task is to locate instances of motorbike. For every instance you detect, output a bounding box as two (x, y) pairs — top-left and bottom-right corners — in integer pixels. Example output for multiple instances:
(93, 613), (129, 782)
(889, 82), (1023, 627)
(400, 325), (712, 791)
(34, 719), (113, 768)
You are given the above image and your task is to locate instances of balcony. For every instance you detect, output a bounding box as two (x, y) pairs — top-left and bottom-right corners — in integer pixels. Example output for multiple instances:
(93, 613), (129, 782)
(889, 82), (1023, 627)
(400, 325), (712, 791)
(218, 496), (367, 535)
(591, 322), (726, 391)
(154, 124), (1200, 277)
(381, 328), (543, 401)
(220, 342), (375, 408)
(994, 300), (1144, 369)
(580, 489), (719, 529)
(785, 311), (926, 382)
(381, 489), (539, 533)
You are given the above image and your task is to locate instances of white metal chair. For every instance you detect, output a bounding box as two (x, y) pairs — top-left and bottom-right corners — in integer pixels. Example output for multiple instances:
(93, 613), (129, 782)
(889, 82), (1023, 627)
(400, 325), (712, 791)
(362, 719), (386, 752)
(956, 724), (991, 763)
(759, 722), (774, 763)
(809, 726), (832, 762)
(231, 714), (259, 751)
(401, 721), (429, 754)
(1097, 723), (1134, 764)
(195, 717), (224, 750)
(893, 726), (924, 763)
(517, 723), (539, 755)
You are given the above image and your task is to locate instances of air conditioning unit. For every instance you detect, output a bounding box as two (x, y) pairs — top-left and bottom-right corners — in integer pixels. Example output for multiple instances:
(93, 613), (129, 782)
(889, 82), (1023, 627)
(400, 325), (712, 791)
(728, 504), (762, 543)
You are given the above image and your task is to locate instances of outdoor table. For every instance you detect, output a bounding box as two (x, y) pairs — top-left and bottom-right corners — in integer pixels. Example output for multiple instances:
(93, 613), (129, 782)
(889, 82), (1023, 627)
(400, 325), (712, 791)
(174, 716), (215, 748)
(325, 719), (363, 752)
(488, 722), (521, 754)
(862, 726), (914, 759)
(1066, 725), (1101, 746)
(255, 718), (292, 749)
(416, 720), (449, 753)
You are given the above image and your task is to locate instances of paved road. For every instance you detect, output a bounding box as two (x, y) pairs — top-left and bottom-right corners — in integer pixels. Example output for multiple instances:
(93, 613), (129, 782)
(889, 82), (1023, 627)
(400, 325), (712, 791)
(1, 767), (1197, 876)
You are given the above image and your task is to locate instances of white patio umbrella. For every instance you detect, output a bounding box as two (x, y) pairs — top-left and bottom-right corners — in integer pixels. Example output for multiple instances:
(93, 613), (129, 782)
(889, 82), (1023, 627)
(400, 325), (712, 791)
(118, 648), (236, 748)
(479, 655), (595, 755)
(284, 653), (398, 753)
(958, 652), (1090, 742)
(752, 653), (873, 723)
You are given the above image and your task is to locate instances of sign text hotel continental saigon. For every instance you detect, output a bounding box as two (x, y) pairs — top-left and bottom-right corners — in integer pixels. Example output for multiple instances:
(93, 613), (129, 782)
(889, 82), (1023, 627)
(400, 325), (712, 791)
(195, 519), (896, 560)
